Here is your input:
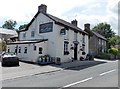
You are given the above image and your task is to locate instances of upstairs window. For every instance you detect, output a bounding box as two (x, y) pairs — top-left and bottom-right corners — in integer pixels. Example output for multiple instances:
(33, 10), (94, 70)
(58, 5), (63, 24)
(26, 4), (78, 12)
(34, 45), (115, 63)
(31, 31), (35, 37)
(39, 22), (53, 33)
(99, 39), (101, 45)
(63, 27), (69, 40)
(82, 35), (85, 43)
(74, 32), (77, 41)
(23, 32), (26, 38)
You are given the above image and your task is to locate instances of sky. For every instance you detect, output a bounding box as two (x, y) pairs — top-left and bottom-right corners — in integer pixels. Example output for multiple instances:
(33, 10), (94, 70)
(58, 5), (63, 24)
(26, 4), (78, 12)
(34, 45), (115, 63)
(0, 0), (119, 34)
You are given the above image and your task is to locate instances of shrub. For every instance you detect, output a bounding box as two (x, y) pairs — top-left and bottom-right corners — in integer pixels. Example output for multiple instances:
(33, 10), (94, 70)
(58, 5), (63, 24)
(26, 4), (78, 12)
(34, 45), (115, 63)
(95, 53), (111, 60)
(108, 47), (119, 59)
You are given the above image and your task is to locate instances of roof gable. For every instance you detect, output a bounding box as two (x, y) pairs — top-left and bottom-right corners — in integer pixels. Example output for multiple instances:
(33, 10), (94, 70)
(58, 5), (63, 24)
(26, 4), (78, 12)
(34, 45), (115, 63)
(19, 12), (88, 35)
(92, 31), (107, 40)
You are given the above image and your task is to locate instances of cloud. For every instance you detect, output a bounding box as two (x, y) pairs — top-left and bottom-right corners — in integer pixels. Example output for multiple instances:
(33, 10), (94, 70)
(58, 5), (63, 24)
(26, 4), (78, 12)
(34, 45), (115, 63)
(60, 0), (118, 34)
(0, 0), (119, 34)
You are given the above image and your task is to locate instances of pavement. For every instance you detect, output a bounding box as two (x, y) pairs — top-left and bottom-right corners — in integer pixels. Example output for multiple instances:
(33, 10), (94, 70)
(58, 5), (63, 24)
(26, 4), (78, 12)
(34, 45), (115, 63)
(1, 58), (117, 81)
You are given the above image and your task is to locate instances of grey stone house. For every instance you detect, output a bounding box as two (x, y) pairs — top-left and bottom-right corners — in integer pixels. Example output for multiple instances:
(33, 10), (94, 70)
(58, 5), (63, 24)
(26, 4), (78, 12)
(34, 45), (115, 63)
(84, 23), (107, 56)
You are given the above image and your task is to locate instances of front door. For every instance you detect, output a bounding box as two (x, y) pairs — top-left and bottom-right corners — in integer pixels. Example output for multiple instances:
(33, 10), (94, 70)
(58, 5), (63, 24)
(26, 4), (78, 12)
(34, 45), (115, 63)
(74, 44), (78, 60)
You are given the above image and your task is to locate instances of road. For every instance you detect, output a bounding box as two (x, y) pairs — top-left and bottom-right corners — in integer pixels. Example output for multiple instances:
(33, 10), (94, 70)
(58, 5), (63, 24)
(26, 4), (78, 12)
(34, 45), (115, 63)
(2, 60), (118, 88)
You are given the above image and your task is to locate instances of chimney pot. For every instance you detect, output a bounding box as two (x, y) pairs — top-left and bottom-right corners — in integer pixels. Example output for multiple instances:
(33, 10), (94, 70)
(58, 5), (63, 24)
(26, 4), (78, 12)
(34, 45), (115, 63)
(71, 19), (77, 26)
(38, 4), (47, 13)
(84, 23), (90, 30)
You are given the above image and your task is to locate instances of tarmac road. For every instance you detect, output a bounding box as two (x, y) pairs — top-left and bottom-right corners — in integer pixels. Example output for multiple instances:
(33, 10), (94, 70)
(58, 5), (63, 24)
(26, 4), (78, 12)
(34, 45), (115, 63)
(2, 60), (118, 88)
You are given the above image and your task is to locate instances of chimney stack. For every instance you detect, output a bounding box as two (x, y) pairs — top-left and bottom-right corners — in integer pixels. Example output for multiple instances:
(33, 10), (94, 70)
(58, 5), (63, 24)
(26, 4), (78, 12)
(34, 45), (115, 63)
(71, 19), (77, 26)
(84, 23), (90, 30)
(38, 4), (47, 13)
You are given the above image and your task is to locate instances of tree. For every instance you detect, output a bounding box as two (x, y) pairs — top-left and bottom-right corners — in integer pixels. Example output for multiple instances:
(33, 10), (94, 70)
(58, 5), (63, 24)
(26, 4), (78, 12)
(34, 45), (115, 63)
(2, 20), (17, 30)
(108, 35), (120, 47)
(108, 47), (119, 59)
(92, 22), (115, 39)
(0, 40), (6, 51)
(19, 24), (28, 30)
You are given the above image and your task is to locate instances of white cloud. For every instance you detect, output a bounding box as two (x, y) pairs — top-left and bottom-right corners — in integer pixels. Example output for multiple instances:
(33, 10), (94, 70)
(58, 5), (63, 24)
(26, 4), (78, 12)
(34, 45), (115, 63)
(0, 0), (118, 34)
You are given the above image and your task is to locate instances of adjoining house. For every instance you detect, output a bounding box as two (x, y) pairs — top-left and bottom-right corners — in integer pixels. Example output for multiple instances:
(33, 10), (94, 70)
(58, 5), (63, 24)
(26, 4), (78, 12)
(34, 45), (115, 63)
(7, 4), (89, 63)
(0, 28), (18, 53)
(84, 23), (107, 56)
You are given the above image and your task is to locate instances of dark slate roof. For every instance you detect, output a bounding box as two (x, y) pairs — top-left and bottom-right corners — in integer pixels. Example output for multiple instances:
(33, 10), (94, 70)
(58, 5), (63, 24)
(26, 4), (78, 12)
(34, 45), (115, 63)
(7, 39), (48, 45)
(92, 31), (107, 40)
(19, 12), (88, 35)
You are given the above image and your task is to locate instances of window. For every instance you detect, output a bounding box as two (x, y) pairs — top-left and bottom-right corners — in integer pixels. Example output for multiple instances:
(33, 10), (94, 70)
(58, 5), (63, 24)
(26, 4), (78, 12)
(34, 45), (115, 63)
(8, 47), (10, 53)
(39, 47), (43, 54)
(24, 47), (27, 53)
(102, 40), (104, 45)
(64, 28), (69, 40)
(15, 47), (17, 54)
(74, 32), (77, 41)
(82, 35), (85, 43)
(31, 31), (35, 37)
(23, 32), (26, 38)
(18, 47), (21, 53)
(39, 22), (53, 33)
(82, 46), (85, 52)
(34, 46), (36, 51)
(64, 41), (69, 55)
(99, 39), (101, 45)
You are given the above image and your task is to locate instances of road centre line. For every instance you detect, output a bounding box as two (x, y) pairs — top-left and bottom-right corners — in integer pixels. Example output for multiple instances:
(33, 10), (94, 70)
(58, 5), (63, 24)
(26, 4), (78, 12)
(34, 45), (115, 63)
(99, 69), (116, 76)
(62, 77), (93, 88)
(62, 69), (117, 88)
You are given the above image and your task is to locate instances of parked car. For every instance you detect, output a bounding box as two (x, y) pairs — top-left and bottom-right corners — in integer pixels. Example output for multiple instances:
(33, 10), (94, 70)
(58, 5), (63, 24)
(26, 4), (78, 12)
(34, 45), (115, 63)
(1, 52), (19, 66)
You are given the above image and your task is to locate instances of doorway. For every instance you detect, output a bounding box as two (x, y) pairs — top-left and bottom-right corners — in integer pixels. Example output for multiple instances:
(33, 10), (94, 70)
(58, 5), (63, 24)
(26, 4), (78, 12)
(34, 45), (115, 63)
(74, 44), (78, 60)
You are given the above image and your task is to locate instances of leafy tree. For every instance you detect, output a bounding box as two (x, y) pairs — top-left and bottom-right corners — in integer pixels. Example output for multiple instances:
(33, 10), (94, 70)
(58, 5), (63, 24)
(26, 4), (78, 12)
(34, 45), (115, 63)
(0, 40), (6, 51)
(19, 24), (28, 30)
(108, 47), (119, 59)
(108, 35), (120, 47)
(92, 22), (115, 39)
(2, 20), (17, 30)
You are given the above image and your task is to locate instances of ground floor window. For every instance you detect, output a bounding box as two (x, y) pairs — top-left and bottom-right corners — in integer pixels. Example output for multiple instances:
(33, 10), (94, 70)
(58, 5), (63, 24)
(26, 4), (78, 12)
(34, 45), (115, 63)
(7, 47), (10, 53)
(18, 47), (21, 53)
(64, 41), (69, 55)
(24, 47), (27, 53)
(15, 47), (17, 54)
(39, 47), (43, 54)
(34, 46), (36, 51)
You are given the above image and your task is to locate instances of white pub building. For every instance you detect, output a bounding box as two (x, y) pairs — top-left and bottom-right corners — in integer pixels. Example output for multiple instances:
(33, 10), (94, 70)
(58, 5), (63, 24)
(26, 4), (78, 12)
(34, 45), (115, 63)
(7, 4), (89, 63)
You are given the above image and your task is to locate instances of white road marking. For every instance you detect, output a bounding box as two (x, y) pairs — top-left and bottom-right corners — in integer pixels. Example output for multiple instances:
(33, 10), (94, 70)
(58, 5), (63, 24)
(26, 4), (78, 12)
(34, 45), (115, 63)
(63, 77), (93, 88)
(99, 69), (116, 76)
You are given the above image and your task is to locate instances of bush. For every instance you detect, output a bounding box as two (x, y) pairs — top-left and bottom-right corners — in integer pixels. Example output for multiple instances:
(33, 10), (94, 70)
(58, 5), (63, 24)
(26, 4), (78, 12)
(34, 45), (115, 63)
(95, 53), (111, 60)
(108, 47), (119, 59)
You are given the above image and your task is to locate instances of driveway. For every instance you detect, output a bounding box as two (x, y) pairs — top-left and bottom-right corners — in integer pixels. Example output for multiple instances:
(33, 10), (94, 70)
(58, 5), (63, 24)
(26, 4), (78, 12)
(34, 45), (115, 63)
(1, 62), (43, 81)
(2, 62), (40, 74)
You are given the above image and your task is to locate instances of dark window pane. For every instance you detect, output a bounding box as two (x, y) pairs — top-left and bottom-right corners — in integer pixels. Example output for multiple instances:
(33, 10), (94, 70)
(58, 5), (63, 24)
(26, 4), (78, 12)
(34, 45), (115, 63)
(24, 47), (27, 53)
(18, 47), (21, 53)
(34, 46), (36, 50)
(39, 47), (43, 54)
(64, 41), (69, 55)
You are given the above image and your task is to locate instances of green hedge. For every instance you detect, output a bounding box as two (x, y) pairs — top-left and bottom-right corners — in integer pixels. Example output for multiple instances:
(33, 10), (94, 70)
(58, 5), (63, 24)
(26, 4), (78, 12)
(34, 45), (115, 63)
(95, 53), (112, 60)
